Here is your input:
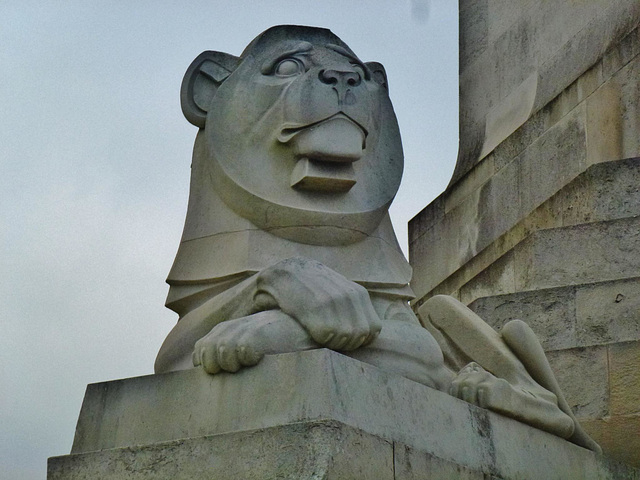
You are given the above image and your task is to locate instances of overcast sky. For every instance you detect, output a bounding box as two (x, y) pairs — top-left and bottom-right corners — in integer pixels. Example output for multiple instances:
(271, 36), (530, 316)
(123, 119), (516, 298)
(0, 2), (458, 478)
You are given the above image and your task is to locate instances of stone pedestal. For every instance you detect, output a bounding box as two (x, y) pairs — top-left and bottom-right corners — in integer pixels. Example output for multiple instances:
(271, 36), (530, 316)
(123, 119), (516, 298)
(48, 350), (637, 479)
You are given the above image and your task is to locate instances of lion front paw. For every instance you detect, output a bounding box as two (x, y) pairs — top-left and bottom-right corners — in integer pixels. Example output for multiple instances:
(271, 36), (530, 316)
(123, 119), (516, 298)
(193, 316), (264, 374)
(192, 310), (314, 375)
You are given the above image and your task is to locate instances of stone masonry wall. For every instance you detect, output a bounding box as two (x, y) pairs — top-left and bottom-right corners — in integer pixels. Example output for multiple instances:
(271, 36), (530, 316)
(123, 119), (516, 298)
(409, 2), (640, 467)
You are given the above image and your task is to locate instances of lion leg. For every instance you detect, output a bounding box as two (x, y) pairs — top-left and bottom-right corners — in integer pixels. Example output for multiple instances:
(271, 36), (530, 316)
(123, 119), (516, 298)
(449, 362), (575, 439)
(420, 295), (576, 441)
(193, 310), (317, 374)
(346, 301), (454, 391)
(501, 320), (602, 453)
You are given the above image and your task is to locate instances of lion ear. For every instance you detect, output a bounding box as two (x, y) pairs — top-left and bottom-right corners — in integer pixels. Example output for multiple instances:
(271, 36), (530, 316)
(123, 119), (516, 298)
(365, 61), (388, 91)
(181, 51), (241, 128)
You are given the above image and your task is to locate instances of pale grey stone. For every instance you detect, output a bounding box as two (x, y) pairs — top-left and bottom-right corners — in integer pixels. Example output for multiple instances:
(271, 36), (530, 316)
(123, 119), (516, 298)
(411, 106), (588, 299)
(420, 300), (577, 440)
(547, 346), (610, 419)
(412, 10), (640, 308)
(491, 14), (537, 107)
(516, 104), (587, 217)
(559, 157), (640, 227)
(52, 421), (395, 480)
(459, 251), (517, 307)
(55, 350), (636, 480)
(444, 154), (496, 214)
(407, 2), (640, 470)
(476, 156), (522, 251)
(601, 26), (640, 79)
(462, 274), (640, 352)
(409, 197), (482, 298)
(394, 443), (486, 480)
(71, 349), (572, 459)
(156, 25), (429, 388)
(408, 193), (444, 243)
(53, 19), (630, 477)
(576, 278), (640, 346)
(515, 216), (640, 292)
(412, 157), (640, 306)
(459, 0), (488, 72)
(468, 286), (578, 352)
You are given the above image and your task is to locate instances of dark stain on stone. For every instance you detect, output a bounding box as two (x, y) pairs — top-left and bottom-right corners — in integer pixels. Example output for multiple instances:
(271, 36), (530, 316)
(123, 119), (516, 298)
(470, 407), (498, 475)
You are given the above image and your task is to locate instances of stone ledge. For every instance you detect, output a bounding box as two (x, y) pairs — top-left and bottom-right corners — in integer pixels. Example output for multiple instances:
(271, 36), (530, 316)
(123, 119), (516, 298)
(463, 215), (640, 300)
(411, 157), (640, 306)
(50, 421), (395, 480)
(49, 419), (640, 480)
(53, 349), (638, 479)
(468, 277), (640, 351)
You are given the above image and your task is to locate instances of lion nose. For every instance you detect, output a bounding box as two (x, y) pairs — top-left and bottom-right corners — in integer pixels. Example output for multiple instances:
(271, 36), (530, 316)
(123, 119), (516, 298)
(319, 69), (361, 106)
(319, 69), (362, 88)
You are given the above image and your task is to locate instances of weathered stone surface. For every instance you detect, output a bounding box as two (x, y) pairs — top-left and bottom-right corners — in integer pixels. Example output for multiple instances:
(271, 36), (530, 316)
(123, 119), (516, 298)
(576, 279), (640, 347)
(455, 0), (640, 182)
(468, 277), (640, 352)
(559, 157), (640, 227)
(156, 27), (573, 437)
(409, 193), (444, 243)
(514, 217), (640, 292)
(411, 22), (640, 304)
(71, 349), (575, 465)
(546, 346), (610, 420)
(394, 443), (486, 480)
(414, 158), (640, 307)
(465, 284), (640, 469)
(582, 414), (640, 468)
(587, 52), (640, 166)
(412, 104), (589, 298)
(609, 340), (640, 416)
(409, 3), (640, 472)
(469, 286), (577, 351)
(460, 251), (517, 307)
(53, 350), (638, 480)
(51, 421), (395, 480)
(516, 104), (587, 221)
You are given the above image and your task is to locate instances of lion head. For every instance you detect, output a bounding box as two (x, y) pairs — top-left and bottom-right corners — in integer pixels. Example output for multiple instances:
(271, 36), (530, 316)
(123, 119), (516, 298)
(180, 25), (403, 246)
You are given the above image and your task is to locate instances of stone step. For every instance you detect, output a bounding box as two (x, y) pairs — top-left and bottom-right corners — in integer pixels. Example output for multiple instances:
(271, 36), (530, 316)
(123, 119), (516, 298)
(458, 215), (640, 306)
(411, 155), (640, 305)
(468, 276), (640, 352)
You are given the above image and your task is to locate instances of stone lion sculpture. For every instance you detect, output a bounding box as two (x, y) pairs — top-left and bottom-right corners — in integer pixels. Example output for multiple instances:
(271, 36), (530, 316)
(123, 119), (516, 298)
(155, 25), (599, 452)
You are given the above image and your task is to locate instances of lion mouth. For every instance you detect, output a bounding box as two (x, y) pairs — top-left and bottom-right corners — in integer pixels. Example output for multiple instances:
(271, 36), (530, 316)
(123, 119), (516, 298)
(278, 112), (368, 149)
(279, 114), (367, 193)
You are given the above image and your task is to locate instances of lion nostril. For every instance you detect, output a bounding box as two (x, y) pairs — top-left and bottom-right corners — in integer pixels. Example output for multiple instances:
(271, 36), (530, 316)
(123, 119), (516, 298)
(321, 69), (361, 88)
(319, 69), (338, 85)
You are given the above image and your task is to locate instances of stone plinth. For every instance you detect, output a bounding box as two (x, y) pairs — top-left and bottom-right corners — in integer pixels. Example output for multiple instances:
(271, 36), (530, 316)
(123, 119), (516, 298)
(48, 350), (638, 479)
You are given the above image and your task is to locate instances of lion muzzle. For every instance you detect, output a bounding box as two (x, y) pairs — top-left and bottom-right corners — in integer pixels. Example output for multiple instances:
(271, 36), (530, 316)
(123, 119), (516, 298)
(279, 114), (366, 192)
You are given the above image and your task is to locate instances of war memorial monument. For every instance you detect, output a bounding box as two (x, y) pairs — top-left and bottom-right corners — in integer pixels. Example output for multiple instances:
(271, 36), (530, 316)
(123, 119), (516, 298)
(49, 2), (640, 479)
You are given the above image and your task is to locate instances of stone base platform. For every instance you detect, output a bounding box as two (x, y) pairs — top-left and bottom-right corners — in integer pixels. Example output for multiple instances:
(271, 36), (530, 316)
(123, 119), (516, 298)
(48, 350), (638, 479)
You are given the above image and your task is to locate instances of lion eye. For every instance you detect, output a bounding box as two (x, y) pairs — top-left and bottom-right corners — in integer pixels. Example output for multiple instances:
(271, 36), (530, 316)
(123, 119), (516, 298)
(275, 58), (305, 77)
